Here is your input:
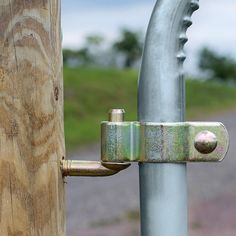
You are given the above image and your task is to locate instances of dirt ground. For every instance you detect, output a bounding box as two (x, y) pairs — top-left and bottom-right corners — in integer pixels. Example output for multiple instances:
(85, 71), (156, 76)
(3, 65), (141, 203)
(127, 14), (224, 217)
(66, 111), (236, 235)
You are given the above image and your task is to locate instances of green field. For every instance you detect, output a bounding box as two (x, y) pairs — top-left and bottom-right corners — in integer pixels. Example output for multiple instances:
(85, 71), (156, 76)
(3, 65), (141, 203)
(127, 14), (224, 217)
(64, 67), (236, 150)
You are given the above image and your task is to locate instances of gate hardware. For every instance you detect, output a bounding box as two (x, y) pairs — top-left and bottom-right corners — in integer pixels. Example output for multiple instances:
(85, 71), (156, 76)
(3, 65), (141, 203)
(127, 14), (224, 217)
(101, 109), (229, 163)
(61, 109), (130, 177)
(62, 109), (229, 176)
(62, 160), (130, 177)
(59, 0), (231, 235)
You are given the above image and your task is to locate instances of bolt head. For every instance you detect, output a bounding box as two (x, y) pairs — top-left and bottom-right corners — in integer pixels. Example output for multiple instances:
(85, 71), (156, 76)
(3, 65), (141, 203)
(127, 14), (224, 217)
(194, 131), (217, 154)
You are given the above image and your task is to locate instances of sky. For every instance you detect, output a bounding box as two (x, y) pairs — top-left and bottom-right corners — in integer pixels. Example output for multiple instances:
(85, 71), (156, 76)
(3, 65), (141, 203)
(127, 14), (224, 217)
(61, 0), (236, 74)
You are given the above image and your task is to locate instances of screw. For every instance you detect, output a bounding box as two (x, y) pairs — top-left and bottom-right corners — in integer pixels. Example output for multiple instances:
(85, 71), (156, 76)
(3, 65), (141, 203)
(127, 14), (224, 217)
(194, 130), (217, 154)
(108, 109), (125, 122)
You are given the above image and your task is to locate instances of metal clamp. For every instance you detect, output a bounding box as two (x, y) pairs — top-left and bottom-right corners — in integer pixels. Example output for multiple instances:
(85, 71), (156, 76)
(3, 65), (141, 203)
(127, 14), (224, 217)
(101, 109), (229, 163)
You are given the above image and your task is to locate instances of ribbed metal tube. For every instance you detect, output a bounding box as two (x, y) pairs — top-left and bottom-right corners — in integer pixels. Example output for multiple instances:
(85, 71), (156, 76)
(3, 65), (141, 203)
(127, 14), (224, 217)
(138, 0), (199, 235)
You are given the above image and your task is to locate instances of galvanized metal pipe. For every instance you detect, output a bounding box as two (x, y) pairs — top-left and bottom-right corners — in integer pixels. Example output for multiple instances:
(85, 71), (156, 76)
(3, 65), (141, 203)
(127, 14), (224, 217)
(138, 0), (199, 235)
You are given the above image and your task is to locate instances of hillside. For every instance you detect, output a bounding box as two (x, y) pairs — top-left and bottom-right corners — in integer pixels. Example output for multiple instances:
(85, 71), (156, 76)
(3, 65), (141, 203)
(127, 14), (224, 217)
(64, 67), (236, 150)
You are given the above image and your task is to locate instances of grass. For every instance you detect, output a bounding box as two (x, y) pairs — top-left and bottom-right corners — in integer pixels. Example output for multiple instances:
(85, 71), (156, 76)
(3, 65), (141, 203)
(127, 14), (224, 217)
(186, 80), (236, 118)
(64, 67), (236, 150)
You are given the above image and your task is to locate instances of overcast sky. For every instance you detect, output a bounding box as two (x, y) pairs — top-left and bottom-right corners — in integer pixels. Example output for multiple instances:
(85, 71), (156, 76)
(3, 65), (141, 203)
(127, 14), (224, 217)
(61, 0), (236, 74)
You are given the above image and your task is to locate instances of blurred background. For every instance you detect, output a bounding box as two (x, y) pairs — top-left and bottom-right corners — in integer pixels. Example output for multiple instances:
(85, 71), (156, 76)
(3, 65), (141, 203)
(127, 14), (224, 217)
(61, 0), (236, 235)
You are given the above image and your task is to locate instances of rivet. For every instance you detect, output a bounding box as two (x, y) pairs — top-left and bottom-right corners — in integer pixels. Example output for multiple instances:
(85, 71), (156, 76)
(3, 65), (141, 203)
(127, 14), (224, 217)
(194, 130), (217, 154)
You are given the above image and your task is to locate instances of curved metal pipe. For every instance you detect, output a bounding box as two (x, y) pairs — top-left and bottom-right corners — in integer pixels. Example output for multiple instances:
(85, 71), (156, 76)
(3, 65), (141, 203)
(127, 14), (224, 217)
(61, 160), (130, 177)
(138, 0), (199, 235)
(139, 0), (199, 122)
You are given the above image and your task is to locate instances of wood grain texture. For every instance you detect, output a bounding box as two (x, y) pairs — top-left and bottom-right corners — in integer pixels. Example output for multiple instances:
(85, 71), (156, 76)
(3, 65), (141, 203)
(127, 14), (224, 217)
(0, 0), (65, 235)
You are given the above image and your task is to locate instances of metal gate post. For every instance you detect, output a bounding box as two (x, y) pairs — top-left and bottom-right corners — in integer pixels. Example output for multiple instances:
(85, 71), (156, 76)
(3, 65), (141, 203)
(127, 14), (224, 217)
(63, 1), (229, 234)
(138, 0), (199, 235)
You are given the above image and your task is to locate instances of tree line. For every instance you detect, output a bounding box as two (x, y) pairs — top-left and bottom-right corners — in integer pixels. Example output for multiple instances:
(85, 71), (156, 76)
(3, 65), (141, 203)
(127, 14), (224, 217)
(63, 29), (143, 68)
(63, 29), (236, 83)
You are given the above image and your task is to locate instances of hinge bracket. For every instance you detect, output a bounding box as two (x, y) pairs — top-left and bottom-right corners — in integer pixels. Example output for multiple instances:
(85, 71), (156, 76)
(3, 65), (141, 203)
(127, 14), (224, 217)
(62, 109), (229, 177)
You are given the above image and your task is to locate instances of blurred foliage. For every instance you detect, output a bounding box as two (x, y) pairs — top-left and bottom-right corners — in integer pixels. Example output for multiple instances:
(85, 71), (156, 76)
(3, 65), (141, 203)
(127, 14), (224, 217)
(199, 48), (236, 82)
(85, 35), (104, 47)
(64, 67), (236, 151)
(63, 48), (92, 65)
(63, 29), (143, 68)
(113, 29), (143, 68)
(63, 34), (104, 66)
(64, 67), (137, 150)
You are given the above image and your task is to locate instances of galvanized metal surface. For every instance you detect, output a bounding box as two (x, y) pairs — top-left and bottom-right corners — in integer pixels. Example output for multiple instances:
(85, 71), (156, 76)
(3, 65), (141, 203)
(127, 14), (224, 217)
(101, 121), (229, 163)
(62, 160), (130, 177)
(101, 121), (140, 162)
(138, 0), (200, 235)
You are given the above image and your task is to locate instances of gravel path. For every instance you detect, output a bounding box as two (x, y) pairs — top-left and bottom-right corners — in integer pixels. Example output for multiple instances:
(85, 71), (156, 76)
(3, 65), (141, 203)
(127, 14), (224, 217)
(66, 111), (236, 235)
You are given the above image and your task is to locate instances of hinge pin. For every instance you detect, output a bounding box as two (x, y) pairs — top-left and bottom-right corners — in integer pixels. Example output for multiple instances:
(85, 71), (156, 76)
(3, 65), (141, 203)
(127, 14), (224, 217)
(108, 109), (125, 122)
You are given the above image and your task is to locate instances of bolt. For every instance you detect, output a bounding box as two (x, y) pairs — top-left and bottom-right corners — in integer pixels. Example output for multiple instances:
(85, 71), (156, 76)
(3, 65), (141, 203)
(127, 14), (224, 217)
(194, 130), (217, 154)
(108, 109), (125, 122)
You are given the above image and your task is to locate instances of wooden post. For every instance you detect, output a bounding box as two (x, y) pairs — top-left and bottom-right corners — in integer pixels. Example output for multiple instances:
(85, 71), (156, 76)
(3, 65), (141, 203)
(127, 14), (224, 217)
(0, 1), (65, 235)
